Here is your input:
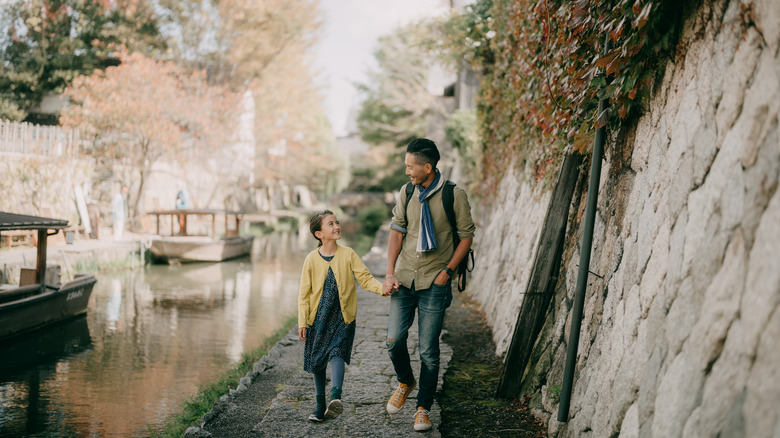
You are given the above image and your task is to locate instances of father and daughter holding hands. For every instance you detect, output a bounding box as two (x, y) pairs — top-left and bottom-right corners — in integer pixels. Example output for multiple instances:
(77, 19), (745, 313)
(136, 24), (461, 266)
(297, 138), (475, 432)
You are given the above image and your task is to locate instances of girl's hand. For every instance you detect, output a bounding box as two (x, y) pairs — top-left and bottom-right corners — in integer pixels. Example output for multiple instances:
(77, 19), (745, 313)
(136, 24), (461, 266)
(383, 276), (399, 295)
(298, 327), (306, 341)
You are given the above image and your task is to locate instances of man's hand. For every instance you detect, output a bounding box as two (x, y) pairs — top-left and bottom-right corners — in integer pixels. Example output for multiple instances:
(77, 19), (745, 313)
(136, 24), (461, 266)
(383, 276), (399, 295)
(298, 327), (306, 341)
(434, 269), (451, 286)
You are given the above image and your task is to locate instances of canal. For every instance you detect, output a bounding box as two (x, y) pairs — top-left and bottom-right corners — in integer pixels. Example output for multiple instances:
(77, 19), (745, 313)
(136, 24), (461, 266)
(0, 230), (313, 437)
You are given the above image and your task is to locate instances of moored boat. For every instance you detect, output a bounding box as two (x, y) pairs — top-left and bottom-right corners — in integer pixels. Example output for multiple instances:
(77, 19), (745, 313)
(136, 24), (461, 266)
(0, 212), (96, 342)
(146, 209), (254, 263)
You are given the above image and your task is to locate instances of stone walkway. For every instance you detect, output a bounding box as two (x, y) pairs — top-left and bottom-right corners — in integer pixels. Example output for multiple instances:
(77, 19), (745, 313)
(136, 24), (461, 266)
(188, 283), (452, 437)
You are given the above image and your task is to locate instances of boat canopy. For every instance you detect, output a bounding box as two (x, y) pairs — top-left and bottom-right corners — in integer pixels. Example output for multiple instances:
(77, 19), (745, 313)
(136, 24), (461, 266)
(0, 212), (68, 231)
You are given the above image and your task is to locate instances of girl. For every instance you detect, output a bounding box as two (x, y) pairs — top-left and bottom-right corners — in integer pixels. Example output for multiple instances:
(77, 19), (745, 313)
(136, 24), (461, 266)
(298, 210), (389, 422)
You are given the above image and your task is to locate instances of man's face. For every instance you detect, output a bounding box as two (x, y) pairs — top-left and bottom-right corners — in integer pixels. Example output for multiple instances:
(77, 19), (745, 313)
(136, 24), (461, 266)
(405, 153), (433, 187)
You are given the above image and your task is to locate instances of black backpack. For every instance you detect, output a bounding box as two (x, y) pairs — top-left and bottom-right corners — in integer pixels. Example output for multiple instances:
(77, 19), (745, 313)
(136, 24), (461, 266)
(404, 181), (475, 292)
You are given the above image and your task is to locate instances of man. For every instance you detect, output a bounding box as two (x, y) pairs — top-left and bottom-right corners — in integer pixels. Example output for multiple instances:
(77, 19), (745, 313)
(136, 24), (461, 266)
(383, 138), (475, 432)
(111, 185), (128, 241)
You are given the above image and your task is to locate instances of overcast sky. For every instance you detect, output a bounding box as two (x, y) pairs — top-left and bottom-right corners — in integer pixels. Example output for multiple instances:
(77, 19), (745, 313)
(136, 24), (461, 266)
(313, 0), (450, 137)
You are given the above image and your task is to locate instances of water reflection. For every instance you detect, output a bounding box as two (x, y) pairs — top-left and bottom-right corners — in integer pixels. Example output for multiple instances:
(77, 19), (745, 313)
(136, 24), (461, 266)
(0, 230), (308, 437)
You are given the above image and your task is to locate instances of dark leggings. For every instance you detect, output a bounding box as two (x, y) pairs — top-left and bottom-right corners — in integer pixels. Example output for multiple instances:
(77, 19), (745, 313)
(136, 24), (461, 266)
(313, 356), (345, 395)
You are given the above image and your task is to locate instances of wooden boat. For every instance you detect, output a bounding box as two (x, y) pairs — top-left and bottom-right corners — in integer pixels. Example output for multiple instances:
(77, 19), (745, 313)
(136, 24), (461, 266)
(146, 209), (254, 263)
(0, 212), (96, 342)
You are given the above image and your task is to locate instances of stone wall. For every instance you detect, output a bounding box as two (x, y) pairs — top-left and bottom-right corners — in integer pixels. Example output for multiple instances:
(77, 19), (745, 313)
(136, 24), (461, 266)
(467, 0), (780, 436)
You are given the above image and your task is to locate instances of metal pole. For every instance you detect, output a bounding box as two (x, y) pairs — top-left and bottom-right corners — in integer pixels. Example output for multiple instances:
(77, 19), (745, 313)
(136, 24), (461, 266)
(557, 38), (611, 422)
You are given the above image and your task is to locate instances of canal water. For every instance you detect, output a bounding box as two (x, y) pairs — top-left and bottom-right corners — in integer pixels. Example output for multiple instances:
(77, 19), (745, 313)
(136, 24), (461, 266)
(0, 230), (314, 437)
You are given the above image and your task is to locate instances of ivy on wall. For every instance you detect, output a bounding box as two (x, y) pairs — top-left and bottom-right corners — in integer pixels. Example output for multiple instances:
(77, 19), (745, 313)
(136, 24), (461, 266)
(429, 0), (688, 195)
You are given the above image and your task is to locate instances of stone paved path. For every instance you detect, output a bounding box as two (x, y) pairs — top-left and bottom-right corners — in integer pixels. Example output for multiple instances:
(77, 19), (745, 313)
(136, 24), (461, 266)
(190, 286), (452, 437)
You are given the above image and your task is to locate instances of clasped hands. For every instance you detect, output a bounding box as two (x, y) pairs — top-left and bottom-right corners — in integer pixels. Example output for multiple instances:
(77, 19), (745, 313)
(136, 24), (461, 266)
(383, 270), (451, 296)
(382, 276), (399, 296)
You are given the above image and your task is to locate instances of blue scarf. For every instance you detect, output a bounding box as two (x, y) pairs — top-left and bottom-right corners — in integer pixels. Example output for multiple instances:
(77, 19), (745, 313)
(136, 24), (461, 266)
(417, 169), (445, 252)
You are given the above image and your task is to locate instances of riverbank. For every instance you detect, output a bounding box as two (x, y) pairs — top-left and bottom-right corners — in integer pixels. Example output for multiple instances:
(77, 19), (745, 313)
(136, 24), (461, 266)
(151, 316), (299, 437)
(0, 228), (148, 284)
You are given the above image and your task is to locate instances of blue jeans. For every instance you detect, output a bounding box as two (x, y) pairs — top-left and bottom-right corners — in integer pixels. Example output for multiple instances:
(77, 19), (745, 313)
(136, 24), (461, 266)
(386, 281), (452, 410)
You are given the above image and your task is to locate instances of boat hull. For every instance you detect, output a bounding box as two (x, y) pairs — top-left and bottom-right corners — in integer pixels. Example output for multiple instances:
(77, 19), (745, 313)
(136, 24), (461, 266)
(0, 275), (96, 342)
(0, 315), (92, 377)
(150, 235), (254, 263)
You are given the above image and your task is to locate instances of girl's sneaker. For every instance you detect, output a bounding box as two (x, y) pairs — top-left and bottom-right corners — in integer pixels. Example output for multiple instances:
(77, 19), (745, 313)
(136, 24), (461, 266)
(308, 394), (326, 422)
(325, 386), (343, 419)
(324, 399), (343, 419)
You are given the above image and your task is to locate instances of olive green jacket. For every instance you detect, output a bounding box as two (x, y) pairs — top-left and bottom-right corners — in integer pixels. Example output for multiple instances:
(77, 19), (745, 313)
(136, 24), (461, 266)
(390, 183), (475, 290)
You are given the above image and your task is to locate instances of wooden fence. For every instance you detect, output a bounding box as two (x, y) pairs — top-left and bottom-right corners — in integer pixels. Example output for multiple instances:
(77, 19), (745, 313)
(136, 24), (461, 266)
(0, 119), (83, 157)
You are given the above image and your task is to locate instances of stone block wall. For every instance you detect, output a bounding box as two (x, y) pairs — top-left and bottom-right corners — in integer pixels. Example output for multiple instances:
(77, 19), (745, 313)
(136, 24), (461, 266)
(467, 0), (780, 436)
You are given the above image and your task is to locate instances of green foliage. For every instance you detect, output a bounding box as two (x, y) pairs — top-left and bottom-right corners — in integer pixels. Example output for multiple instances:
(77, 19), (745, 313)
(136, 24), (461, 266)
(349, 234), (376, 259)
(547, 384), (562, 401)
(0, 98), (26, 121)
(150, 316), (298, 438)
(418, 0), (496, 70)
(310, 136), (351, 196)
(356, 25), (446, 148)
(424, 0), (687, 192)
(356, 200), (389, 238)
(379, 165), (412, 194)
(350, 167), (382, 192)
(0, 0), (165, 121)
(445, 108), (481, 177)
(476, 399), (510, 408)
(488, 0), (686, 185)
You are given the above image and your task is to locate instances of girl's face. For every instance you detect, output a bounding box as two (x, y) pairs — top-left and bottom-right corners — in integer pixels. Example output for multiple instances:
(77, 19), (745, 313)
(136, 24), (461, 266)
(316, 214), (341, 241)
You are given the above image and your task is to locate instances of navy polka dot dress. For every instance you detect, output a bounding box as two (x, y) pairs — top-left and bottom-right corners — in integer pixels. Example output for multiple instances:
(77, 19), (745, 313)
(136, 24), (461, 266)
(303, 253), (356, 373)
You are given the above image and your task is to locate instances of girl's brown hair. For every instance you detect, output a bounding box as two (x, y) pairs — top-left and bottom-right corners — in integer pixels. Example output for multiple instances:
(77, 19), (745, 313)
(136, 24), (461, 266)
(309, 210), (334, 247)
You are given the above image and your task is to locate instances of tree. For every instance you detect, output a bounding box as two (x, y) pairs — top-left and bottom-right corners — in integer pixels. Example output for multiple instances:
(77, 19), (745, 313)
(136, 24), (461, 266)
(0, 0), (165, 122)
(356, 25), (446, 148)
(157, 0), (321, 88)
(60, 51), (238, 226)
(156, 0), (341, 194)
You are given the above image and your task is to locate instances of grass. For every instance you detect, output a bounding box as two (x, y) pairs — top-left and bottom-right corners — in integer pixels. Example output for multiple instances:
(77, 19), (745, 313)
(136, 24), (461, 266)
(71, 253), (133, 274)
(439, 294), (547, 438)
(546, 384), (561, 402)
(149, 315), (298, 438)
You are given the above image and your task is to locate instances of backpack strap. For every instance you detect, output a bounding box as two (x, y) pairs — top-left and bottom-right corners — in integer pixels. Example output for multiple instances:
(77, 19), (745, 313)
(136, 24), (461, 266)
(403, 181), (456, 242)
(403, 181), (415, 223)
(441, 181), (458, 246)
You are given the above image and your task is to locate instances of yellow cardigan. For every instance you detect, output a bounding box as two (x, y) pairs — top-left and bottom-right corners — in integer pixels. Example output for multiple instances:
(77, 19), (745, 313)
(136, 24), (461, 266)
(298, 245), (383, 328)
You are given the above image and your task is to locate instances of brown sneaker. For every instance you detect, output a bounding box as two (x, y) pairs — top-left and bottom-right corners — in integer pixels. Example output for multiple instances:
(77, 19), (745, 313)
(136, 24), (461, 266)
(413, 407), (431, 431)
(386, 379), (416, 414)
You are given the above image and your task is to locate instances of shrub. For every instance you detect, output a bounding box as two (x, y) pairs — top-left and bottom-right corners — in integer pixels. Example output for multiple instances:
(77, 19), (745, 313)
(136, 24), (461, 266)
(356, 200), (389, 238)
